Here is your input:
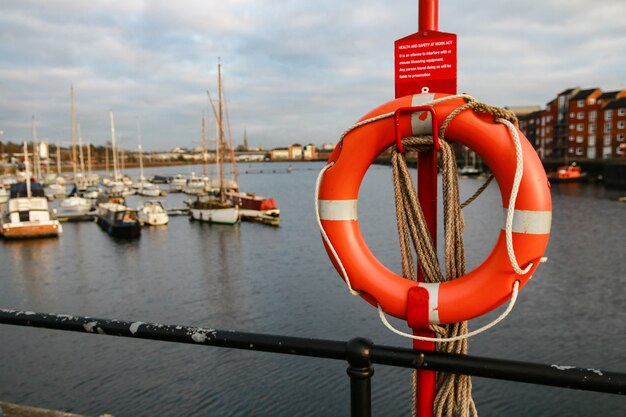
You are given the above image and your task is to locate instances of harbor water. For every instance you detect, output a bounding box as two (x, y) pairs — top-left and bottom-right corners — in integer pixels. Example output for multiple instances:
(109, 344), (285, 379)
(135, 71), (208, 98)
(1, 161), (625, 416)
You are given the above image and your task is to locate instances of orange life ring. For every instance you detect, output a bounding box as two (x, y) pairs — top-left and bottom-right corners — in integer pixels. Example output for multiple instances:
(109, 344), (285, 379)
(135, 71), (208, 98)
(317, 93), (552, 324)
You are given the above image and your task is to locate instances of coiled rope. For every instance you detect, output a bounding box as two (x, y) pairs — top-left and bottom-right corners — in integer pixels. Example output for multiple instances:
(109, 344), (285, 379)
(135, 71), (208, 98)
(388, 97), (518, 417)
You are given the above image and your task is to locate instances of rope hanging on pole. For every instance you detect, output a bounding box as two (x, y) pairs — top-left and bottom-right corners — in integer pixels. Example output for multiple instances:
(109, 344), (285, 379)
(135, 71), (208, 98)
(389, 99), (519, 417)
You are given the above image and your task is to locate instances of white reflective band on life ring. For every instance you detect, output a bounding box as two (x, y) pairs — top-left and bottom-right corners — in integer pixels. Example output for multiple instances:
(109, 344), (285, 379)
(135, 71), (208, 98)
(502, 209), (552, 234)
(318, 200), (358, 221)
(421, 282), (441, 324)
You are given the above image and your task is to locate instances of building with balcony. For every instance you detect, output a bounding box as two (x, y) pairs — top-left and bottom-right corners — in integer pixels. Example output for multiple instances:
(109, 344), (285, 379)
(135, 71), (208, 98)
(518, 87), (626, 160)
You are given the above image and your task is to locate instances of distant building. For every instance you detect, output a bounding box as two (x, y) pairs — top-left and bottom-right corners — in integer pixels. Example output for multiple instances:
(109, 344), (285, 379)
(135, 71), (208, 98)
(518, 87), (626, 160)
(289, 144), (303, 159)
(303, 144), (317, 160)
(269, 148), (289, 160)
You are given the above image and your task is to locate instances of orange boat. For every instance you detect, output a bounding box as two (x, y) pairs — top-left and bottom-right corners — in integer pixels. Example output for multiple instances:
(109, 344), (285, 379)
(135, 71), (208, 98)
(548, 163), (588, 183)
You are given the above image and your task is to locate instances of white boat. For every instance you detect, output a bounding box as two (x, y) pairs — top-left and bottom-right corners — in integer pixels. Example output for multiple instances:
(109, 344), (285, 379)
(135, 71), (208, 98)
(137, 181), (161, 197)
(58, 195), (92, 215)
(0, 144), (62, 239)
(188, 194), (239, 225)
(1, 189), (63, 239)
(182, 174), (207, 195)
(134, 122), (162, 198)
(138, 200), (169, 226)
(169, 174), (187, 193)
(44, 182), (67, 200)
(81, 185), (102, 200)
(107, 180), (135, 197)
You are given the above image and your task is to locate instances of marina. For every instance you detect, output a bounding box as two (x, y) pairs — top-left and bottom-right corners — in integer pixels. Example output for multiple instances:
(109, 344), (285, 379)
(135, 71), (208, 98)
(1, 0), (625, 416)
(1, 161), (625, 416)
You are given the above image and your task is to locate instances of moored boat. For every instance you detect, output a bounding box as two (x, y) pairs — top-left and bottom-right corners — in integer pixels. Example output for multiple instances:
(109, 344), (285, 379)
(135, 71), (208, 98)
(548, 163), (588, 183)
(182, 174), (207, 195)
(169, 174), (187, 193)
(187, 62), (240, 226)
(96, 202), (141, 238)
(58, 195), (93, 220)
(0, 182), (62, 239)
(226, 191), (279, 226)
(44, 181), (68, 200)
(187, 194), (239, 225)
(81, 185), (102, 200)
(137, 181), (162, 197)
(138, 200), (169, 226)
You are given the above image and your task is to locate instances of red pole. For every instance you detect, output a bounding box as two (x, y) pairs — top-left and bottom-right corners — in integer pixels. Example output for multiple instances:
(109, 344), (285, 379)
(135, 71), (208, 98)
(414, 1), (439, 416)
(419, 0), (438, 32)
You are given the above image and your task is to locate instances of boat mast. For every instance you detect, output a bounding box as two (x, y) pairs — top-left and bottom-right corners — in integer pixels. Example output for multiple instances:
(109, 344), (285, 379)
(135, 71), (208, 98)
(105, 141), (109, 177)
(32, 115), (40, 181)
(56, 141), (61, 175)
(137, 116), (144, 182)
(77, 123), (85, 174)
(218, 61), (225, 202)
(23, 141), (31, 198)
(120, 136), (125, 175)
(87, 139), (92, 177)
(223, 93), (239, 189)
(202, 112), (207, 178)
(110, 111), (119, 180)
(44, 140), (50, 178)
(70, 84), (77, 180)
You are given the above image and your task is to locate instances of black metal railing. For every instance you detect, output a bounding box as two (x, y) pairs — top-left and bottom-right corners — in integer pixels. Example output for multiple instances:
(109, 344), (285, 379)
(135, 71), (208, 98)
(1, 308), (624, 417)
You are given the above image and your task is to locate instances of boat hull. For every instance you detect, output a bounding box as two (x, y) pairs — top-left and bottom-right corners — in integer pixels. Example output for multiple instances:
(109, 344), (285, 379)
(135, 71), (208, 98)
(96, 216), (141, 238)
(0, 222), (62, 239)
(190, 207), (239, 225)
(548, 175), (588, 184)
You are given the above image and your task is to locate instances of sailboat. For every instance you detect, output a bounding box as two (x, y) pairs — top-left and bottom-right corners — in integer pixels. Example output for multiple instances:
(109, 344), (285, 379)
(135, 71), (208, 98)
(43, 142), (67, 200)
(59, 88), (92, 217)
(135, 117), (161, 197)
(0, 142), (62, 239)
(188, 62), (239, 225)
(103, 111), (132, 197)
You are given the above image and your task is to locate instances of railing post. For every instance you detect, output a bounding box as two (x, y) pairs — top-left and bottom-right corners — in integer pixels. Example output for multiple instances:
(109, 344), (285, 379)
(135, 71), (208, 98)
(346, 337), (374, 417)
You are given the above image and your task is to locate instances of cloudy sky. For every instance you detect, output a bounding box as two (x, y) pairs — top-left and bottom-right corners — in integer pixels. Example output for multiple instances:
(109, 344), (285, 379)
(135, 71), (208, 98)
(1, 0), (624, 151)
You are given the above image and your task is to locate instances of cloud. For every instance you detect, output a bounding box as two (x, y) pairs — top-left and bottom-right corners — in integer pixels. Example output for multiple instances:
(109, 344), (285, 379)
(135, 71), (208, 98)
(1, 0), (624, 150)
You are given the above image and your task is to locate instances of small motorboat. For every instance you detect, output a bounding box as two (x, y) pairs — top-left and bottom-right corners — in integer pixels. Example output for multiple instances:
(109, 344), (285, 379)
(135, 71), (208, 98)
(138, 201), (169, 226)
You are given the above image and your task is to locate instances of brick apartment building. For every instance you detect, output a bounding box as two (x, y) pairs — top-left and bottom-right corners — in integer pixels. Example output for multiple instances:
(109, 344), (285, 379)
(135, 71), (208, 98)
(518, 87), (626, 160)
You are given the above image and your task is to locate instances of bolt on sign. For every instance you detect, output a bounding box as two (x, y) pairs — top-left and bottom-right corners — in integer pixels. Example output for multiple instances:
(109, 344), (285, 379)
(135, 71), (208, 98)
(394, 31), (457, 98)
